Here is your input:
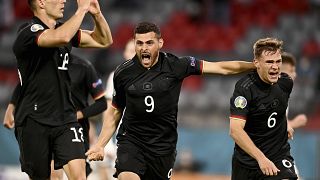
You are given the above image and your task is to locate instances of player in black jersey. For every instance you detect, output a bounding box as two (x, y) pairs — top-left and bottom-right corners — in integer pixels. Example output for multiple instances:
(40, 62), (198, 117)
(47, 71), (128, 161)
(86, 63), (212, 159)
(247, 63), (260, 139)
(281, 52), (308, 180)
(229, 38), (298, 180)
(86, 21), (254, 180)
(281, 52), (308, 129)
(4, 54), (108, 178)
(10, 0), (112, 179)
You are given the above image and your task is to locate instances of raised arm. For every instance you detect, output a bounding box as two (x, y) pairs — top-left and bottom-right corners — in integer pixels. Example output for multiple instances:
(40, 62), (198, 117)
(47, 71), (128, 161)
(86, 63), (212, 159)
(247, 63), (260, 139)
(202, 60), (255, 75)
(79, 0), (113, 48)
(86, 106), (122, 161)
(37, 0), (90, 47)
(229, 118), (280, 176)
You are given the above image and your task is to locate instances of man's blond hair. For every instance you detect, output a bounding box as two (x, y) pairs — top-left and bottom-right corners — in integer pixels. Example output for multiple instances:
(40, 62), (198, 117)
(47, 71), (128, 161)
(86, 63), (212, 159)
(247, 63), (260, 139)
(253, 38), (283, 59)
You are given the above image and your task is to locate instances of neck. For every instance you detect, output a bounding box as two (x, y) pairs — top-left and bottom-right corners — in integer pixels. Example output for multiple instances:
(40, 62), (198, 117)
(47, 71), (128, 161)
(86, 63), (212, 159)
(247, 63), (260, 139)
(257, 72), (273, 85)
(34, 12), (57, 29)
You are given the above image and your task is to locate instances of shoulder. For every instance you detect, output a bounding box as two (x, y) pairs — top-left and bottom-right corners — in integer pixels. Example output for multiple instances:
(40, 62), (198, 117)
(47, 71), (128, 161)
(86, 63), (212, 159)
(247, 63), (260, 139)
(162, 52), (191, 63)
(114, 58), (135, 78)
(71, 55), (93, 68)
(278, 72), (293, 92)
(235, 71), (256, 90)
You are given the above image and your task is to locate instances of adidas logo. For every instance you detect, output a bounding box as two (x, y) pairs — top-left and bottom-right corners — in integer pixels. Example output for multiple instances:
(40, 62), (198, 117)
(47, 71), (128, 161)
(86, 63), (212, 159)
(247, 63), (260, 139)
(128, 84), (136, 91)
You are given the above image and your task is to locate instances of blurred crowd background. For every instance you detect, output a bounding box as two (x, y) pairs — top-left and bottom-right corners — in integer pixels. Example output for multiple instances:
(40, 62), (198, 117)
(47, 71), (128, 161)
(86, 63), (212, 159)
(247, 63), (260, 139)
(0, 0), (320, 179)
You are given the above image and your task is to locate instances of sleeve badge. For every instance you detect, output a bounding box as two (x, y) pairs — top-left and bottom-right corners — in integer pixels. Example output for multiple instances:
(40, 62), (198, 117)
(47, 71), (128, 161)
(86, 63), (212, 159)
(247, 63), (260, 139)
(234, 96), (247, 109)
(30, 24), (44, 32)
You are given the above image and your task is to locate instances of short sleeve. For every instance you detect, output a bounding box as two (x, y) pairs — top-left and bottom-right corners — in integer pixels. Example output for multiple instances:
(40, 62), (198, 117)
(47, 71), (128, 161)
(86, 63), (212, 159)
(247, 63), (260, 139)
(86, 62), (105, 100)
(111, 74), (126, 110)
(13, 24), (45, 56)
(278, 72), (294, 95)
(71, 30), (81, 47)
(230, 82), (251, 120)
(105, 72), (114, 100)
(174, 56), (203, 79)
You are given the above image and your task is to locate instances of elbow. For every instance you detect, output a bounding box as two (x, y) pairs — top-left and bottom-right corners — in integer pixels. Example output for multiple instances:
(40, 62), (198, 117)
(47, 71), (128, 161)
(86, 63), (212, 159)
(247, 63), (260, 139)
(220, 70), (233, 75)
(59, 35), (73, 45)
(102, 38), (113, 48)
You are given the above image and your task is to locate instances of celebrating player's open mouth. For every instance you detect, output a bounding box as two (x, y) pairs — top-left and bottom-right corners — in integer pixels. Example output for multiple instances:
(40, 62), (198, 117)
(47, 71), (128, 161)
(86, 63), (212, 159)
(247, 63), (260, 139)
(141, 53), (152, 67)
(269, 71), (279, 80)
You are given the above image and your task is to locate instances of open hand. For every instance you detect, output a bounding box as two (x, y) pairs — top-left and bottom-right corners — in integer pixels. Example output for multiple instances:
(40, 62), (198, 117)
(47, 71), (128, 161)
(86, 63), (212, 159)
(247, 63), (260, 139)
(85, 145), (104, 161)
(257, 157), (280, 176)
(89, 0), (101, 15)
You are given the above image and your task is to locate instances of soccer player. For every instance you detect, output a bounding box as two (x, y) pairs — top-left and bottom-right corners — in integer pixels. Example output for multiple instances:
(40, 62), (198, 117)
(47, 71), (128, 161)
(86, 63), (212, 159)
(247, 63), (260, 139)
(281, 52), (308, 180)
(229, 38), (298, 179)
(281, 52), (308, 129)
(86, 22), (255, 180)
(3, 54), (108, 179)
(94, 39), (135, 179)
(10, 0), (112, 179)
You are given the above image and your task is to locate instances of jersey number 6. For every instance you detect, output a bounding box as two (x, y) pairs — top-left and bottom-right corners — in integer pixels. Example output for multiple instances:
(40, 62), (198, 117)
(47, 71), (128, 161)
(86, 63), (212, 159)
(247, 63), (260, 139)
(268, 112), (277, 128)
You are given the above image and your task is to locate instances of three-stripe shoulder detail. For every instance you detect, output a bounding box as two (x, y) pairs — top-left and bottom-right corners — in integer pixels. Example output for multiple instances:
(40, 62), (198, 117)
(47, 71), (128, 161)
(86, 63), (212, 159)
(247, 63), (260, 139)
(114, 59), (134, 77)
(239, 76), (256, 89)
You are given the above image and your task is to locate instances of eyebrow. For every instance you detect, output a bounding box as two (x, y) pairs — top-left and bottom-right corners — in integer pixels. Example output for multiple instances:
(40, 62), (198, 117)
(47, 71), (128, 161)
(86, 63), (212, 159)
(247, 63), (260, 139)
(136, 40), (154, 44)
(266, 59), (282, 62)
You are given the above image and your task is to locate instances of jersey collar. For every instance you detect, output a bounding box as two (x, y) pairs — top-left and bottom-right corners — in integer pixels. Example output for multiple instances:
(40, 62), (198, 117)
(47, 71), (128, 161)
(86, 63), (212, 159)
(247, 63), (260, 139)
(134, 52), (163, 72)
(31, 16), (49, 29)
(254, 71), (273, 88)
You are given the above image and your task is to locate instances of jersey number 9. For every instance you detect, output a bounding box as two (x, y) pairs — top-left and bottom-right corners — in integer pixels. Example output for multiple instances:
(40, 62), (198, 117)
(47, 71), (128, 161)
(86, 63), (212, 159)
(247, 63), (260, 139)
(145, 95), (154, 113)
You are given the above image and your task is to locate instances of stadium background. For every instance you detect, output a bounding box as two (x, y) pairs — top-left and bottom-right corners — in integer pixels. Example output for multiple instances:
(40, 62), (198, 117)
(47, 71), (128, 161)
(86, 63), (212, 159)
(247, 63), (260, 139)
(0, 0), (319, 179)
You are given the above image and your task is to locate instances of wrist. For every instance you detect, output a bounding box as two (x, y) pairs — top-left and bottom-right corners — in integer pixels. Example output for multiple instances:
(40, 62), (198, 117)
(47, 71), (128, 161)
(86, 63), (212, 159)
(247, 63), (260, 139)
(91, 11), (102, 18)
(75, 9), (87, 16)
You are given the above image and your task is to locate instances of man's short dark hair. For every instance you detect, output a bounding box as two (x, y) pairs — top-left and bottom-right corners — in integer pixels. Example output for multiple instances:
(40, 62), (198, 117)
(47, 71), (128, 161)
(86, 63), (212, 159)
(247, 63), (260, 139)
(134, 22), (161, 39)
(253, 38), (283, 59)
(282, 52), (296, 66)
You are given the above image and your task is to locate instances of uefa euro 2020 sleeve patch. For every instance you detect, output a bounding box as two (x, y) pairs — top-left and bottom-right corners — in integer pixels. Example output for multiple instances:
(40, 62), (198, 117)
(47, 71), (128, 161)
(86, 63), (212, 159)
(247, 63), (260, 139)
(30, 24), (44, 32)
(234, 96), (247, 109)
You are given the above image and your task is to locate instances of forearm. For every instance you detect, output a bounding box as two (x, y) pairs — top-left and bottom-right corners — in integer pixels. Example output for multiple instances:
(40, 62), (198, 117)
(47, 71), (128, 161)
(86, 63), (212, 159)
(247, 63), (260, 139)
(230, 127), (266, 161)
(90, 12), (113, 47)
(203, 61), (254, 75)
(96, 107), (121, 147)
(80, 96), (107, 119)
(38, 9), (87, 47)
(5, 103), (15, 119)
(10, 84), (21, 105)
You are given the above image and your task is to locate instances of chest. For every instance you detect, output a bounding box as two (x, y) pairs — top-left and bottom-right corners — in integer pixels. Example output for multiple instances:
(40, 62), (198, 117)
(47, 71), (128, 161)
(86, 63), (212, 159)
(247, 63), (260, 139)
(249, 85), (289, 119)
(124, 70), (180, 97)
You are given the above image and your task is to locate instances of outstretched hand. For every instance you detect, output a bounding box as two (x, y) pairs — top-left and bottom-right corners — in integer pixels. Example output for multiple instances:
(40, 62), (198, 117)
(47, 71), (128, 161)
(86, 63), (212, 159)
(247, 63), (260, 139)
(85, 145), (104, 161)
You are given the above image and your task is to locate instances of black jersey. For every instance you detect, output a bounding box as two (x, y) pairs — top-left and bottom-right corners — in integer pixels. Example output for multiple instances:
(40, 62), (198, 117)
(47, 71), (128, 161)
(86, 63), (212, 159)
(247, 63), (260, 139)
(112, 52), (203, 155)
(69, 55), (104, 112)
(69, 55), (104, 131)
(230, 71), (293, 169)
(12, 16), (81, 126)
